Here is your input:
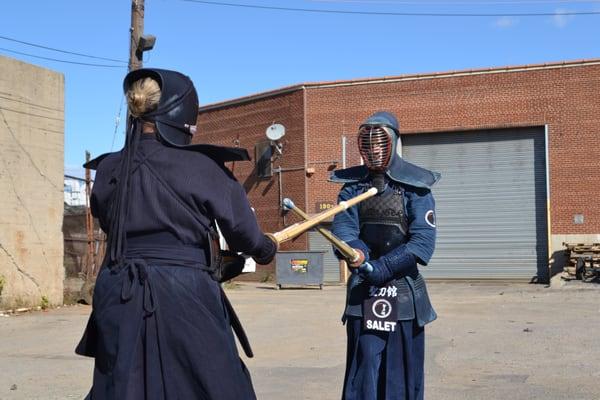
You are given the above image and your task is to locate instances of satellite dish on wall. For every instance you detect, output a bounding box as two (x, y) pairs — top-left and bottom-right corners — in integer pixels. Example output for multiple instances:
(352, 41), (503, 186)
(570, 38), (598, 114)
(266, 123), (286, 141)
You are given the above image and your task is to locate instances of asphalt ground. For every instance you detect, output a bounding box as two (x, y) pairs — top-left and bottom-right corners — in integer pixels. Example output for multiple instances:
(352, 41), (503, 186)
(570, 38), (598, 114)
(1, 280), (599, 400)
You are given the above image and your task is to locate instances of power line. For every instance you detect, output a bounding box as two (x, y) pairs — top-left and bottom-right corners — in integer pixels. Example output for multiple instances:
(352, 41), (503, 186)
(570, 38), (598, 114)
(0, 47), (126, 68)
(0, 108), (62, 191)
(0, 35), (127, 64)
(111, 95), (125, 151)
(0, 93), (64, 113)
(0, 105), (64, 122)
(180, 0), (600, 16)
(310, 0), (600, 5)
(65, 174), (94, 183)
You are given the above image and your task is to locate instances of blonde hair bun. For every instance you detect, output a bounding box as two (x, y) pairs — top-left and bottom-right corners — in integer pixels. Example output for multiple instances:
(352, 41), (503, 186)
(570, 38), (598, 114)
(127, 77), (161, 117)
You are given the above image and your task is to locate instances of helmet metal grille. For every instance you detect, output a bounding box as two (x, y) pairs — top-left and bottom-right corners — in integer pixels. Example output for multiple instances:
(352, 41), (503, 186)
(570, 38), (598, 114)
(358, 126), (393, 171)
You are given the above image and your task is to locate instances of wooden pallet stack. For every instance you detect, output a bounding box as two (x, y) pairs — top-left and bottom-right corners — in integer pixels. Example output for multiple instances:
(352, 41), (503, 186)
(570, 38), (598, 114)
(562, 242), (600, 282)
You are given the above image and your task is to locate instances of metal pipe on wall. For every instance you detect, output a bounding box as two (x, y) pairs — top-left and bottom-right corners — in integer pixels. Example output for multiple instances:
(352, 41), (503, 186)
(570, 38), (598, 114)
(273, 166), (306, 227)
(342, 135), (347, 169)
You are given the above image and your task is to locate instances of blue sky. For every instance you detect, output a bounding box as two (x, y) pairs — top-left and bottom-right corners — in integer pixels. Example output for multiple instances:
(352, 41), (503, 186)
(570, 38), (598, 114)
(1, 0), (599, 177)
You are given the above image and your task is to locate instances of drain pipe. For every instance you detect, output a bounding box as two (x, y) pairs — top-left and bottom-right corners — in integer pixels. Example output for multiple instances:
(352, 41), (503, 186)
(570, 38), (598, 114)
(273, 166), (306, 226)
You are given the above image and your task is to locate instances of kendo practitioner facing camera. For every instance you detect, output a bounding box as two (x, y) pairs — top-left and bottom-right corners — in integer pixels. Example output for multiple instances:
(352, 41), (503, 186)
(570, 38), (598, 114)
(75, 68), (277, 399)
(331, 112), (440, 400)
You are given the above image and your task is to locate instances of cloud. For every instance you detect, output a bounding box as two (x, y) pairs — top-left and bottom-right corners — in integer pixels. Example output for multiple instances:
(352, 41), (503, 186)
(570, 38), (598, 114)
(494, 16), (519, 28)
(552, 8), (575, 28)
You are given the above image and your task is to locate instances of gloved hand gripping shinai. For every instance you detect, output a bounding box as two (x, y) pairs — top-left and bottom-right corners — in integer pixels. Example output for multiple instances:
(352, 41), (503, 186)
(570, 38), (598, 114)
(358, 244), (416, 286)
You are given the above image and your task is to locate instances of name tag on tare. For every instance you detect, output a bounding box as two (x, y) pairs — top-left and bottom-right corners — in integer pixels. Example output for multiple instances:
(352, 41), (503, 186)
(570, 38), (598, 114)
(363, 285), (398, 332)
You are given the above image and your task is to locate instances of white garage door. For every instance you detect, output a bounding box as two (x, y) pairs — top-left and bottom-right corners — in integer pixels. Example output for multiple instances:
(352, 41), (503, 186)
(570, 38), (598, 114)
(309, 230), (342, 283)
(402, 127), (548, 280)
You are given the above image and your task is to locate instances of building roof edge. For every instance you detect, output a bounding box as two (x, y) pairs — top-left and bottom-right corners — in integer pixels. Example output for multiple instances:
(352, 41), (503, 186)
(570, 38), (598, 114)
(199, 58), (600, 112)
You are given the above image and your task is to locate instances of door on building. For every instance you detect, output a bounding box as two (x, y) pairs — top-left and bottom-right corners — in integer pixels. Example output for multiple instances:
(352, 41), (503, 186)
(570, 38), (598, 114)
(402, 127), (548, 280)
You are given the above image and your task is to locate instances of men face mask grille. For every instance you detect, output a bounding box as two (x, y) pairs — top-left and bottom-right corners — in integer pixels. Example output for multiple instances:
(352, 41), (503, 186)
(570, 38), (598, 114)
(358, 126), (393, 171)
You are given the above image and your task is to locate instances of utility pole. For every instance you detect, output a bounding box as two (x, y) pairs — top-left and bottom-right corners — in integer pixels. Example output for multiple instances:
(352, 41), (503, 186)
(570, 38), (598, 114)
(129, 0), (144, 71)
(129, 0), (156, 71)
(84, 151), (95, 280)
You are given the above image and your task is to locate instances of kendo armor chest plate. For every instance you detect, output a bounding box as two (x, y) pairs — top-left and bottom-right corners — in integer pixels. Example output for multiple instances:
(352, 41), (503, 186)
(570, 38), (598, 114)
(358, 185), (409, 259)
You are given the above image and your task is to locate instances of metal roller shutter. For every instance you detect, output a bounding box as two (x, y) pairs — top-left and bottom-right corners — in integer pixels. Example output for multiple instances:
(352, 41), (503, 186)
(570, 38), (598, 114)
(402, 127), (548, 280)
(309, 230), (341, 283)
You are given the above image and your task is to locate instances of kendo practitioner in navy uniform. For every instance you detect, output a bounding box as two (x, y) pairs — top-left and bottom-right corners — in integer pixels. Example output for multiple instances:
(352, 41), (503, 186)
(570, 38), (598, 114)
(330, 112), (440, 400)
(75, 68), (277, 399)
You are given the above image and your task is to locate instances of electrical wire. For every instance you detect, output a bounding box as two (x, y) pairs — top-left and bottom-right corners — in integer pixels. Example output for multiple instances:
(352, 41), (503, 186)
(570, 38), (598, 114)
(0, 93), (64, 113)
(0, 34), (127, 64)
(0, 105), (64, 122)
(111, 96), (125, 151)
(309, 0), (600, 5)
(0, 108), (62, 191)
(0, 47), (125, 68)
(180, 0), (600, 16)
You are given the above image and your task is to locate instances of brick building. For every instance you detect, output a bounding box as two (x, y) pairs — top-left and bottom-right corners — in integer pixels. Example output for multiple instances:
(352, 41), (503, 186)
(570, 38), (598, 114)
(197, 59), (600, 283)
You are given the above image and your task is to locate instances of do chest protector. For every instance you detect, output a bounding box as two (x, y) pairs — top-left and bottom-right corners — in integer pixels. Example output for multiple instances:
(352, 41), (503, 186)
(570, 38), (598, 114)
(358, 185), (409, 260)
(348, 184), (436, 326)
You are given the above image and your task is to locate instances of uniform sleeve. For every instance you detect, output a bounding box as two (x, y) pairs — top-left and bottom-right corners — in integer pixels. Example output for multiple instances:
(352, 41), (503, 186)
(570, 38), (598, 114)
(90, 190), (106, 232)
(404, 188), (437, 265)
(203, 167), (276, 263)
(331, 184), (370, 261)
(89, 154), (120, 234)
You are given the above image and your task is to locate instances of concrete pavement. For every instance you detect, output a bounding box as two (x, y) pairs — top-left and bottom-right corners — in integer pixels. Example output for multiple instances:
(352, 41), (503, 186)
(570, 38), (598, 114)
(1, 281), (599, 399)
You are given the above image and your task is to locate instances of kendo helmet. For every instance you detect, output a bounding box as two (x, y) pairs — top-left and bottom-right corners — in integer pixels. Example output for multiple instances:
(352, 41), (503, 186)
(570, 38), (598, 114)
(357, 111), (401, 171)
(123, 68), (199, 146)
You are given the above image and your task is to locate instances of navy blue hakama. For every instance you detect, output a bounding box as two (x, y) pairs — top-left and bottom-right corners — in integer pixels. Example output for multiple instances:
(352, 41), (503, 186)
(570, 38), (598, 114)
(78, 247), (256, 399)
(342, 317), (425, 400)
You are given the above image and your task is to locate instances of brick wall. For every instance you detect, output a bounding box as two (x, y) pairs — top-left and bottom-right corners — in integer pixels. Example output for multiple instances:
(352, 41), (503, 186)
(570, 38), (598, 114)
(304, 62), (600, 235)
(199, 61), (600, 279)
(197, 90), (307, 280)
